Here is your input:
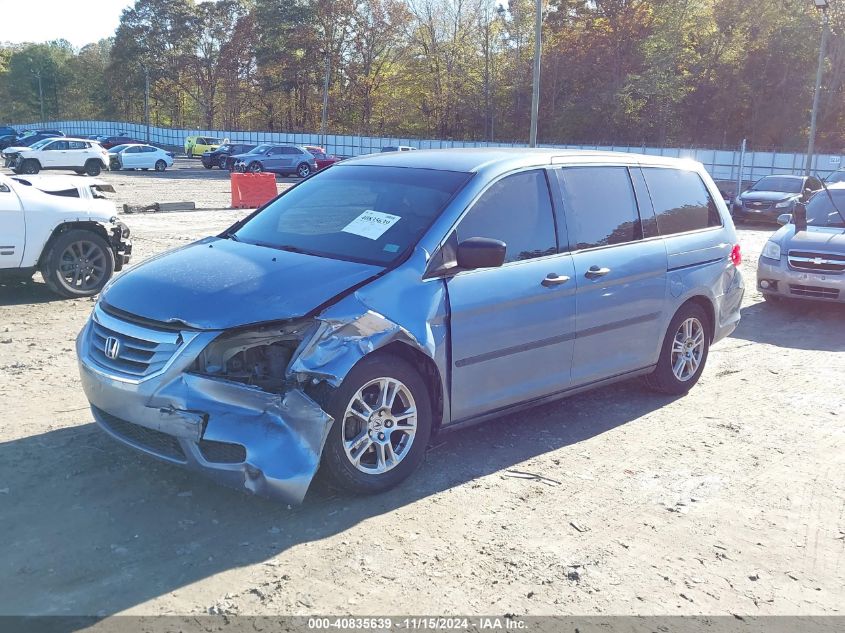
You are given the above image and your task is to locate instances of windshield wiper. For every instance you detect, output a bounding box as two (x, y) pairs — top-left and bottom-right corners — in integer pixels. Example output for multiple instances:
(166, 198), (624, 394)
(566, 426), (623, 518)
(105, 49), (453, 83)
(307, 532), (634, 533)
(815, 175), (845, 225)
(251, 241), (314, 255)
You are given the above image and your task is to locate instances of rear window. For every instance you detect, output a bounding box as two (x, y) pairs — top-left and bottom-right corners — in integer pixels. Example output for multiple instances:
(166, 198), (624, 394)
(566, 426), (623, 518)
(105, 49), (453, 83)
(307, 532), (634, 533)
(234, 165), (470, 266)
(642, 168), (721, 235)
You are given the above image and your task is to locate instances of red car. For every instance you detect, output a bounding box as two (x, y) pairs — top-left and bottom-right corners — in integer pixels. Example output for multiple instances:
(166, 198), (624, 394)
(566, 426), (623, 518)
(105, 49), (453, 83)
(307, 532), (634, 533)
(305, 146), (341, 170)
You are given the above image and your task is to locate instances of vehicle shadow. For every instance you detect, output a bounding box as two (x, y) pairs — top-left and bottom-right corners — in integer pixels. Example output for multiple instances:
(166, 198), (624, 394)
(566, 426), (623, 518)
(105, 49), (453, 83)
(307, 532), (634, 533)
(0, 380), (677, 616)
(0, 279), (70, 306)
(732, 298), (845, 352)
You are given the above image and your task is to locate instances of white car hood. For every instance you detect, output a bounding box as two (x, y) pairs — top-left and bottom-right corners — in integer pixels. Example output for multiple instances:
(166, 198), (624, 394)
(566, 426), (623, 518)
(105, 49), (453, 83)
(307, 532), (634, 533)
(6, 174), (117, 223)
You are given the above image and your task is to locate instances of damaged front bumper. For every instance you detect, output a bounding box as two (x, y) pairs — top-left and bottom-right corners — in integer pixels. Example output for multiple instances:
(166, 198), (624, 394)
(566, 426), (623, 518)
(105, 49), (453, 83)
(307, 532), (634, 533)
(76, 308), (333, 504)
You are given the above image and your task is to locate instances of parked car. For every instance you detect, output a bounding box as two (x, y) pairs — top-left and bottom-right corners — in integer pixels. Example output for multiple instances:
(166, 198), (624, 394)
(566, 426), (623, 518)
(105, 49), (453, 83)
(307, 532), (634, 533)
(2, 132), (62, 158)
(232, 144), (317, 177)
(304, 145), (341, 170)
(185, 136), (223, 158)
(100, 135), (142, 150)
(5, 137), (110, 176)
(733, 174), (822, 224)
(0, 134), (19, 150)
(76, 149), (744, 504)
(201, 142), (256, 170)
(757, 184), (845, 303)
(0, 125), (17, 138)
(0, 172), (131, 297)
(381, 146), (416, 152)
(109, 144), (174, 172)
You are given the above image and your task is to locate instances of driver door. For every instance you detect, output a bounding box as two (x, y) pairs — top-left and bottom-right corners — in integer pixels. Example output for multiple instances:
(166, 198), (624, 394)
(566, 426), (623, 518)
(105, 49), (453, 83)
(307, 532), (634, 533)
(0, 180), (25, 268)
(40, 140), (68, 167)
(446, 169), (577, 422)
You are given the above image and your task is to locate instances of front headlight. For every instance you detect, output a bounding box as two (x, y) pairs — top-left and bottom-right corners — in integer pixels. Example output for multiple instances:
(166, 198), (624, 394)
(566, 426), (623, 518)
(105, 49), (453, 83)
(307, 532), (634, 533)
(192, 320), (317, 393)
(775, 198), (796, 209)
(762, 241), (781, 260)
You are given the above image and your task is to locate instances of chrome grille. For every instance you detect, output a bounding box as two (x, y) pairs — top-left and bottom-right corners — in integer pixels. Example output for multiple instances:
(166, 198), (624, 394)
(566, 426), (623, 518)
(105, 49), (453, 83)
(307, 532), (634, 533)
(88, 306), (185, 380)
(787, 250), (845, 274)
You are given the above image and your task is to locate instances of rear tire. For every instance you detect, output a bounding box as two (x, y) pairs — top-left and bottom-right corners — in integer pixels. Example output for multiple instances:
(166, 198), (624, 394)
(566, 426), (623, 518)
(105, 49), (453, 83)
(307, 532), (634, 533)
(84, 160), (102, 176)
(247, 161), (263, 173)
(319, 354), (433, 495)
(296, 162), (312, 178)
(154, 160), (167, 172)
(41, 229), (115, 298)
(644, 303), (710, 395)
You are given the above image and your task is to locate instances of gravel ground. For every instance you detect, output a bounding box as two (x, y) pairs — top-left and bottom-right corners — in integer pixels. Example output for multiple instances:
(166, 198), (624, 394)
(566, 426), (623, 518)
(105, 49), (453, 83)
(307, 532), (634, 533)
(0, 161), (843, 618)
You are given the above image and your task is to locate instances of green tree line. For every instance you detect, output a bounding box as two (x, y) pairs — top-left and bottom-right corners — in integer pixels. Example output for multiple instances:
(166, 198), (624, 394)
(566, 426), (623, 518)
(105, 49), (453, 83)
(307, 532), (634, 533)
(1, 0), (843, 151)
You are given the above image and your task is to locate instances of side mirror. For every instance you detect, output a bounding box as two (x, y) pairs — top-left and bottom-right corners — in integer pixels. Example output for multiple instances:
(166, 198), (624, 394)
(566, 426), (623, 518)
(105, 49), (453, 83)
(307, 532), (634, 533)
(793, 202), (808, 232)
(456, 237), (506, 270)
(777, 213), (792, 226)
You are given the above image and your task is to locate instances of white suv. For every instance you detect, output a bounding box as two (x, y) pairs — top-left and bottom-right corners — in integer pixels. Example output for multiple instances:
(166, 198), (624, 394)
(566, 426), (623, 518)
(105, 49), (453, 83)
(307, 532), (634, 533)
(5, 138), (110, 176)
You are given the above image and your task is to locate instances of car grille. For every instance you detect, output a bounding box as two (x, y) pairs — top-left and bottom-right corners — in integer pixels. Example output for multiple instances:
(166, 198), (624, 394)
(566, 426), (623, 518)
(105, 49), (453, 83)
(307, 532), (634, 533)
(88, 306), (185, 380)
(787, 251), (845, 274)
(788, 284), (840, 300)
(95, 406), (186, 462)
(199, 439), (247, 464)
(744, 201), (773, 211)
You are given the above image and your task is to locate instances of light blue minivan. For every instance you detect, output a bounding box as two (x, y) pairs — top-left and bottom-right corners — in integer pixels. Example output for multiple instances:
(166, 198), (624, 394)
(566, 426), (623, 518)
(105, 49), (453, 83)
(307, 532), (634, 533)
(77, 149), (745, 503)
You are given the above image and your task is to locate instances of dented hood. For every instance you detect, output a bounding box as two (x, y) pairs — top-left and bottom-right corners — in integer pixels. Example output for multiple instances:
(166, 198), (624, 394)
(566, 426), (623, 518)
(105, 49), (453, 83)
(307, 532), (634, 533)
(101, 237), (383, 330)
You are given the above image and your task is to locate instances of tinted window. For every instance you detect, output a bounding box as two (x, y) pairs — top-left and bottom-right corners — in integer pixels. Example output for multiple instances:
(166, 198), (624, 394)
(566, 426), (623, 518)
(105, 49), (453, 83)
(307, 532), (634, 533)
(826, 171), (845, 184)
(806, 190), (845, 227)
(281, 146), (301, 155)
(559, 167), (641, 250)
(234, 165), (469, 266)
(642, 168), (721, 235)
(267, 147), (283, 155)
(457, 170), (556, 263)
(68, 141), (86, 150)
(46, 141), (68, 151)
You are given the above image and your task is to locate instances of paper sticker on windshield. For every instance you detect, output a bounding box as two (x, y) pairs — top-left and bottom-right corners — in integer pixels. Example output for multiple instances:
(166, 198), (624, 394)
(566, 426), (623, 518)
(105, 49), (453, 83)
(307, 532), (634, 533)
(342, 210), (400, 240)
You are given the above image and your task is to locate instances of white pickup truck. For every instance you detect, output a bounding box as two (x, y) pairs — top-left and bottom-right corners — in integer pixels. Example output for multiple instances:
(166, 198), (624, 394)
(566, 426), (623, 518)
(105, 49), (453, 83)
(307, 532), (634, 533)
(0, 173), (131, 297)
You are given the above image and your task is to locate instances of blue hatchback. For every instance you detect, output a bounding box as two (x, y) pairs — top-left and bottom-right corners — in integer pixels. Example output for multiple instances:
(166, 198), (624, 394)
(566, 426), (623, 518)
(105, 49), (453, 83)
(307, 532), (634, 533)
(77, 149), (744, 503)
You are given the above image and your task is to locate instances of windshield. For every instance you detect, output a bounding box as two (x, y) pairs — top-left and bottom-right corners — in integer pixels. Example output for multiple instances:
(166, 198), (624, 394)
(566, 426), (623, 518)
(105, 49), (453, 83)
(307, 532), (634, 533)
(825, 171), (845, 184)
(751, 176), (803, 193)
(806, 190), (845, 228)
(233, 165), (470, 266)
(27, 138), (53, 149)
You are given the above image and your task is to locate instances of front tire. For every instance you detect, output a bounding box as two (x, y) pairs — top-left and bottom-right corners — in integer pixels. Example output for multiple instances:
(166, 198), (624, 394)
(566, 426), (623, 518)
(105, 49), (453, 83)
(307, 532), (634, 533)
(41, 230), (115, 298)
(320, 354), (433, 495)
(218, 155), (229, 169)
(21, 159), (40, 174)
(644, 303), (710, 395)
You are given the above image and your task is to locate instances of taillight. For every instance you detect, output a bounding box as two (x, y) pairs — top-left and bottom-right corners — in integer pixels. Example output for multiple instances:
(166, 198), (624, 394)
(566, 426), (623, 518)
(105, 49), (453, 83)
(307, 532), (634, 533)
(730, 243), (742, 267)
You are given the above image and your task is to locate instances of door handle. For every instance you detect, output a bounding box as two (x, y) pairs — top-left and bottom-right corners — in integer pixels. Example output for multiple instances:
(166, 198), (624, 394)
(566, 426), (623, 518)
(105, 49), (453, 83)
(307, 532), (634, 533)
(585, 266), (611, 279)
(541, 273), (571, 287)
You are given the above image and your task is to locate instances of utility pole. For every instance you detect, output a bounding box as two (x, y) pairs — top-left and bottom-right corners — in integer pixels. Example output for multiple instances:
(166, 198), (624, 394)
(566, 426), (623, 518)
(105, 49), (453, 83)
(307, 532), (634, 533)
(321, 51), (330, 147)
(144, 66), (151, 143)
(32, 69), (45, 124)
(806, 1), (830, 176)
(528, 0), (542, 147)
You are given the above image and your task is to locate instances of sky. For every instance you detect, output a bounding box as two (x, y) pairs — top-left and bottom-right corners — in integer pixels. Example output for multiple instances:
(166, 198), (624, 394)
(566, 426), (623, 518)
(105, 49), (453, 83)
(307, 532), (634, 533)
(0, 0), (133, 48)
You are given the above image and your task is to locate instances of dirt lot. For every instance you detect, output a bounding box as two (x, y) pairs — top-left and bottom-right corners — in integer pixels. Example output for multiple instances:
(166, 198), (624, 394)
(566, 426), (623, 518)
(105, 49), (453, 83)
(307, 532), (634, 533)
(0, 162), (843, 618)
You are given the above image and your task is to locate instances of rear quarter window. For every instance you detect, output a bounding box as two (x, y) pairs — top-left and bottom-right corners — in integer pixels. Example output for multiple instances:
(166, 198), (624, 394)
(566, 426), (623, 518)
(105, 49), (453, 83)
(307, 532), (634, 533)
(641, 168), (722, 236)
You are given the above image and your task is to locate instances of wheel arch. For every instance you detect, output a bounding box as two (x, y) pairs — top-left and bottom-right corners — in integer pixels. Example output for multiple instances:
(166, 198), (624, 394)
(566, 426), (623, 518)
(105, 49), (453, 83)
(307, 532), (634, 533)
(375, 341), (445, 433)
(681, 294), (716, 343)
(37, 221), (112, 269)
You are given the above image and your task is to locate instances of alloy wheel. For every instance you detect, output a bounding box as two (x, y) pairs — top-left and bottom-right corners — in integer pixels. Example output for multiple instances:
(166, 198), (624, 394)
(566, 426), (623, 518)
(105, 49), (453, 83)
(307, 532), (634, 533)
(58, 240), (108, 292)
(671, 317), (705, 381)
(342, 377), (418, 475)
